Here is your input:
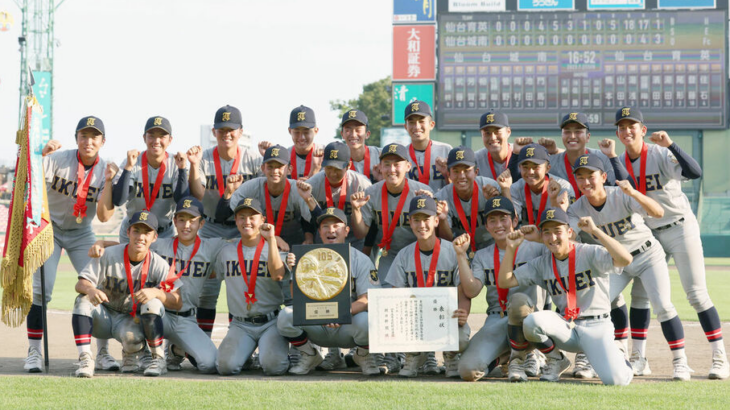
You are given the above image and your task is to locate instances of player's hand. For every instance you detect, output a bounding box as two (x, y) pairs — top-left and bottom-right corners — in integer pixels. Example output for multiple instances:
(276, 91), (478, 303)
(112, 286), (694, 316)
(324, 323), (342, 329)
(105, 162), (119, 182)
(87, 288), (109, 307)
(577, 216), (598, 235)
(371, 163), (383, 182)
(260, 223), (275, 241)
(134, 288), (159, 305)
(275, 236), (290, 252)
(649, 131), (673, 148)
(286, 253), (296, 269)
(296, 180), (313, 201)
(599, 139), (617, 158)
(436, 200), (449, 221)
(41, 140), (62, 157)
(452, 308), (468, 327)
(513, 137), (534, 154)
(505, 230), (525, 248)
(520, 225), (540, 242)
(350, 191), (370, 211)
(258, 141), (273, 157)
(313, 147), (324, 158)
(224, 174), (244, 198)
(302, 237), (314, 245)
(497, 169), (512, 190)
(414, 189), (434, 198)
(547, 178), (562, 200)
(482, 184), (500, 200)
(556, 190), (570, 211)
(124, 149), (140, 171)
(435, 157), (449, 179)
(186, 145), (203, 166)
(452, 233), (471, 256)
(174, 152), (187, 169)
(88, 243), (105, 258)
(538, 138), (560, 155)
(616, 180), (636, 197)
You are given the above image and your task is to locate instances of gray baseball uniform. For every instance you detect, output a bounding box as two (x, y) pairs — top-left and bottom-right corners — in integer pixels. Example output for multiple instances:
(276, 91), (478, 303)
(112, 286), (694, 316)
(350, 146), (381, 182)
(288, 143), (324, 180)
(475, 146), (513, 180)
(407, 140), (452, 191)
(510, 175), (574, 225)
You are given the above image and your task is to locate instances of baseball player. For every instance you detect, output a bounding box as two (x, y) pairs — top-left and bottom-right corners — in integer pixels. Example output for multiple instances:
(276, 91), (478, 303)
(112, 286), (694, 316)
(458, 196), (548, 382)
(474, 111), (520, 181)
(384, 195), (471, 378)
(24, 116), (119, 373)
(214, 197), (290, 376)
(71, 210), (182, 378)
(277, 207), (382, 375)
(340, 109), (381, 183)
(111, 116), (189, 243)
(606, 107), (728, 380)
(402, 100), (452, 191)
(280, 105), (323, 180)
(497, 207), (634, 385)
(567, 153), (692, 381)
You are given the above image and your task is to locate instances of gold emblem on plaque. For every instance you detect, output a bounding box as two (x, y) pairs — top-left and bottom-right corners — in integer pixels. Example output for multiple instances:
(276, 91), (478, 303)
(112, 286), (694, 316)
(296, 248), (348, 301)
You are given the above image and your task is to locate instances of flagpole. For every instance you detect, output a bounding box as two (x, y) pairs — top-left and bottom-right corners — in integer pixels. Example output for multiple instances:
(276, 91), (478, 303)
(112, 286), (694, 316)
(40, 265), (49, 372)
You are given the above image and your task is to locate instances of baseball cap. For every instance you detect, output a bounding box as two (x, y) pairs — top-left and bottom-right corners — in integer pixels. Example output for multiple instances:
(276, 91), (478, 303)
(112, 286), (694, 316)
(447, 146), (476, 170)
(560, 112), (590, 130)
(483, 196), (516, 217)
(322, 141), (351, 170)
(538, 208), (570, 228)
(409, 195), (438, 217)
(233, 197), (264, 215)
(263, 145), (290, 165)
(340, 109), (368, 127)
(404, 100), (433, 120)
(517, 144), (550, 166)
(480, 111), (509, 129)
(379, 143), (409, 161)
(316, 207), (348, 226)
(144, 116), (172, 134)
(214, 105), (243, 130)
(572, 154), (605, 173)
(175, 196), (204, 217)
(76, 116), (105, 136)
(289, 105), (316, 129)
(129, 210), (159, 231)
(614, 107), (644, 125)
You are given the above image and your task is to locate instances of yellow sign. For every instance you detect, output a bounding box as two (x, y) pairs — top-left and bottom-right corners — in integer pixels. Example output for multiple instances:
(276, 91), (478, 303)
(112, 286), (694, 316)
(153, 117), (163, 126)
(525, 147), (535, 157)
(486, 114), (494, 123)
(140, 212), (149, 221)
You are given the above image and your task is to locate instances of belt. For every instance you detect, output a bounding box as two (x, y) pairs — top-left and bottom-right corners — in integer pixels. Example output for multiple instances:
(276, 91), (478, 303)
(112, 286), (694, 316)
(234, 309), (279, 325)
(205, 215), (236, 227)
(487, 308), (503, 316)
(630, 240), (652, 257)
(654, 217), (685, 232)
(575, 313), (610, 321)
(167, 308), (196, 317)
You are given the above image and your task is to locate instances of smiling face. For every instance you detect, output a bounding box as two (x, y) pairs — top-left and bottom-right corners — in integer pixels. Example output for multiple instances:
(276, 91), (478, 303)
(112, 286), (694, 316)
(616, 119), (647, 151)
(235, 208), (264, 238)
(261, 161), (289, 184)
(540, 222), (573, 256)
(127, 224), (157, 255)
(404, 115), (434, 144)
(561, 123), (590, 152)
(409, 213), (438, 241)
(289, 126), (318, 152)
(76, 129), (105, 160)
(214, 127), (242, 151)
(485, 211), (517, 242)
(449, 164), (477, 193)
(174, 213), (203, 243)
(341, 121), (370, 150)
(318, 217), (349, 244)
(575, 168), (607, 198)
(519, 161), (550, 191)
(143, 129), (172, 157)
(379, 155), (411, 186)
(324, 166), (346, 186)
(480, 126), (511, 155)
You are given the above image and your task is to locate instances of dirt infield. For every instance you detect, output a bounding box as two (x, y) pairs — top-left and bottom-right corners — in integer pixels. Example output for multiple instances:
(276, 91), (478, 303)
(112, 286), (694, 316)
(0, 311), (727, 383)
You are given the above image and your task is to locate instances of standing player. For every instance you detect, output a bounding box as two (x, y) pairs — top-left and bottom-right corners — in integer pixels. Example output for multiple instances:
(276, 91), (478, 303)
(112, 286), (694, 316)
(340, 109), (380, 183)
(605, 107), (728, 379)
(286, 105), (323, 180)
(214, 198), (290, 376)
(403, 100), (452, 191)
(474, 111), (520, 181)
(497, 208), (635, 386)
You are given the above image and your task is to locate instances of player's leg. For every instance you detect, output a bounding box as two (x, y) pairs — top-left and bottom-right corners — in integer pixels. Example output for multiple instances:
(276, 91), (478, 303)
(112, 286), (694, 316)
(609, 295), (630, 352)
(216, 319), (257, 375)
(627, 278), (652, 375)
(163, 314), (218, 374)
(111, 311), (147, 373)
(71, 294), (112, 377)
(139, 299), (166, 377)
(458, 314), (509, 381)
(196, 278), (222, 338)
(522, 310), (578, 382)
(256, 321), (291, 376)
(506, 293), (541, 382)
(579, 319), (633, 386)
(276, 306), (323, 375)
(441, 323), (471, 378)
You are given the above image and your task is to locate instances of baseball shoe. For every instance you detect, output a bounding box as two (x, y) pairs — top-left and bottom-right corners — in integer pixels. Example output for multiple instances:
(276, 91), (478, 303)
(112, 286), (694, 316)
(572, 352), (597, 379)
(508, 356), (528, 383)
(138, 349), (153, 373)
(318, 347), (347, 370)
(74, 352), (95, 378)
(288, 346), (301, 367)
(399, 353), (428, 378)
(629, 351), (652, 376)
(23, 347), (43, 373)
(443, 352), (460, 378)
(344, 348), (357, 368)
(672, 357), (694, 381)
(95, 347), (120, 371)
(421, 351), (441, 375)
(380, 353), (401, 374)
(166, 351), (185, 371)
(540, 352), (571, 382)
(144, 354), (168, 377)
(288, 349), (324, 375)
(352, 347), (380, 376)
(121, 350), (139, 373)
(524, 352), (539, 377)
(709, 351), (730, 380)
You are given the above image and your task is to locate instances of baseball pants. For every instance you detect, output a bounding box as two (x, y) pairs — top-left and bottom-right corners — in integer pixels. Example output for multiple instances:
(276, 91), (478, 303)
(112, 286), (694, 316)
(216, 318), (289, 376)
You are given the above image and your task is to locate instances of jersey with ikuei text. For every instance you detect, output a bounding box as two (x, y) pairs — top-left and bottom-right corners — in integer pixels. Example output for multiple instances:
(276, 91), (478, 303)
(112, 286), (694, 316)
(435, 176), (500, 250)
(307, 170), (372, 244)
(549, 148), (616, 185)
(406, 141), (452, 191)
(510, 175), (574, 224)
(385, 239), (459, 288)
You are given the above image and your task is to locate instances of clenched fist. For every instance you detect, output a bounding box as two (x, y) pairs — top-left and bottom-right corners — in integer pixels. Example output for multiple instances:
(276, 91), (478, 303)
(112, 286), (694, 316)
(125, 149), (140, 171)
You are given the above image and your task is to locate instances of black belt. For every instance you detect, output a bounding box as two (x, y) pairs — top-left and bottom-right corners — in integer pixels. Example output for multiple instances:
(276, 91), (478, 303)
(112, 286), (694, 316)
(655, 217), (685, 232)
(204, 215), (236, 227)
(167, 308), (196, 317)
(235, 309), (279, 325)
(576, 313), (610, 321)
(630, 240), (652, 257)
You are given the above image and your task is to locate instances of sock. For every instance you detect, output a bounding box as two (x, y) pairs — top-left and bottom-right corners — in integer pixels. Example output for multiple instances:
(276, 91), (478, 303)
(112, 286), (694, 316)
(72, 314), (93, 355)
(611, 304), (629, 341)
(141, 314), (165, 357)
(97, 338), (109, 353)
(630, 307), (650, 357)
(660, 316), (686, 352)
(27, 304), (43, 350)
(534, 338), (561, 359)
(285, 332), (313, 354)
(507, 324), (530, 351)
(697, 307), (725, 353)
(196, 308), (216, 337)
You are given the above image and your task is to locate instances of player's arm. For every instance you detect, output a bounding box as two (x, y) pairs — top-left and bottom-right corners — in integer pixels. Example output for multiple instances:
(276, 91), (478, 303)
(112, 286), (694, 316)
(496, 231), (524, 289)
(261, 224), (285, 281)
(75, 278), (109, 306)
(577, 216), (633, 268)
(351, 293), (368, 316)
(97, 163), (118, 222)
(649, 131), (702, 179)
(112, 150), (139, 206)
(349, 191), (371, 239)
(436, 199), (453, 240)
(616, 180), (664, 218)
(136, 287), (182, 311)
(453, 285), (470, 327)
(186, 146), (205, 200)
(173, 152), (190, 202)
(453, 234), (482, 298)
(215, 174), (244, 223)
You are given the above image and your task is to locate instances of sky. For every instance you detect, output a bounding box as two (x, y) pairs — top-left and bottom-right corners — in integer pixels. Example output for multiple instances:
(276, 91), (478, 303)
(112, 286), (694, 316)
(0, 0), (392, 165)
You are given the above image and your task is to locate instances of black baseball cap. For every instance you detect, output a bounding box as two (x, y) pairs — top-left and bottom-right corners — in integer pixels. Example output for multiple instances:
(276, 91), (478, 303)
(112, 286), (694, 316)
(480, 111), (509, 129)
(572, 154), (605, 173)
(322, 141), (351, 170)
(483, 196), (516, 217)
(379, 143), (409, 161)
(263, 145), (290, 165)
(144, 116), (172, 134)
(404, 100), (433, 120)
(316, 207), (348, 226)
(341, 109), (368, 127)
(517, 144), (550, 166)
(289, 105), (316, 129)
(614, 107), (644, 125)
(233, 197), (264, 215)
(538, 207), (570, 228)
(561, 112), (590, 130)
(447, 146), (476, 169)
(76, 116), (105, 136)
(409, 195), (438, 217)
(175, 196), (203, 217)
(129, 210), (159, 231)
(214, 105), (243, 130)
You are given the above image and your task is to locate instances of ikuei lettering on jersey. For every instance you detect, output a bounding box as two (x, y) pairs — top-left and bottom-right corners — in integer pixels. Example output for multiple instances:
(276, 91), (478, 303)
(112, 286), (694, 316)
(205, 174), (255, 190)
(405, 270), (454, 287)
(134, 182), (174, 199)
(596, 216), (636, 239)
(374, 210), (411, 228)
(224, 260), (269, 278)
(640, 173), (663, 192)
(162, 256), (210, 278)
(543, 269), (595, 297)
(484, 261), (527, 286)
(104, 277), (155, 295)
(49, 175), (100, 202)
(409, 165), (444, 181)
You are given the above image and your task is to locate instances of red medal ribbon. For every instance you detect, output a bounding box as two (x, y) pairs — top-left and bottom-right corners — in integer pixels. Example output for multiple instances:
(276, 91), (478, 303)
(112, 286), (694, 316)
(123, 245), (151, 319)
(487, 146), (513, 179)
(378, 182), (410, 254)
(524, 175), (550, 225)
(73, 151), (99, 220)
(624, 143), (648, 195)
(494, 245), (519, 312)
(452, 182), (479, 254)
(563, 150), (588, 200)
(414, 239), (441, 288)
(290, 147), (313, 179)
(324, 176), (347, 210)
(237, 237), (266, 306)
(163, 236), (201, 292)
(551, 245), (580, 321)
(349, 148), (371, 180)
(409, 141), (432, 184)
(264, 181), (291, 237)
(213, 147), (242, 198)
(141, 151), (168, 210)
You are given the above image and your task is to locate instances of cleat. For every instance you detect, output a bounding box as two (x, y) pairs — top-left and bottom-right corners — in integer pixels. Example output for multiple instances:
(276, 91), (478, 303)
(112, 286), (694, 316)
(572, 352), (597, 379)
(24, 347), (43, 373)
(121, 350), (139, 373)
(352, 347), (380, 376)
(443, 352), (460, 378)
(421, 351), (441, 375)
(508, 356), (528, 383)
(138, 350), (153, 373)
(524, 352), (539, 377)
(288, 349), (323, 375)
(95, 347), (120, 371)
(629, 351), (652, 376)
(672, 357), (693, 381)
(318, 348), (347, 370)
(380, 353), (401, 374)
(144, 354), (167, 377)
(540, 353), (570, 382)
(399, 353), (428, 378)
(288, 346), (301, 368)
(74, 352), (95, 378)
(166, 352), (185, 371)
(709, 351), (730, 380)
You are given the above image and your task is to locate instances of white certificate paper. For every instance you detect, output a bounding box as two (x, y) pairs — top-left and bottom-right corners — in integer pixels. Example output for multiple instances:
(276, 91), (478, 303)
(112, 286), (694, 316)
(367, 287), (459, 353)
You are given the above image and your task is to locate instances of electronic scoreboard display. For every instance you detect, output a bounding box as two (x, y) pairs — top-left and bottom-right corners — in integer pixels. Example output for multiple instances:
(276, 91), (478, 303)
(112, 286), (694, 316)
(436, 10), (728, 130)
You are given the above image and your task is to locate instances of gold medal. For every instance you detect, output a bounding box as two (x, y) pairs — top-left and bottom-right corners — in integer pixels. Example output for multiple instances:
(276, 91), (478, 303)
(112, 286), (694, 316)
(76, 215), (83, 224)
(381, 249), (388, 257)
(133, 316), (140, 324)
(295, 248), (348, 301)
(468, 250), (475, 259)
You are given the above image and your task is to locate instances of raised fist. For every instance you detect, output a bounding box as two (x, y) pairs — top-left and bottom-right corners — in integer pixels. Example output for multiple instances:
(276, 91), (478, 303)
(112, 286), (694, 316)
(174, 152), (187, 169)
(513, 137), (534, 154)
(649, 131), (673, 148)
(350, 191), (370, 210)
(125, 149), (140, 171)
(538, 138), (559, 155)
(186, 145), (203, 166)
(42, 140), (62, 157)
(598, 139), (617, 158)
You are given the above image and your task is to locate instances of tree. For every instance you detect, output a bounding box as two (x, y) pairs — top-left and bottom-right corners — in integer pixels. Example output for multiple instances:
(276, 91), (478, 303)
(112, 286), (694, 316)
(329, 76), (391, 147)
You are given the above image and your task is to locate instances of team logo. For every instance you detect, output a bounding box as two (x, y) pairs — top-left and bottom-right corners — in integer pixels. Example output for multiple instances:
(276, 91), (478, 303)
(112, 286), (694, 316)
(369, 269), (379, 283)
(139, 212), (149, 221)
(417, 198), (426, 209)
(569, 113), (578, 120)
(525, 147), (535, 157)
(348, 110), (357, 119)
(222, 112), (231, 121)
(455, 150), (464, 160)
(486, 114), (495, 123)
(492, 198), (501, 208)
(243, 198), (252, 206)
(154, 117), (163, 126)
(329, 150), (338, 159)
(388, 145), (397, 154)
(183, 199), (192, 208)
(579, 156), (588, 166)
(546, 209), (555, 220)
(326, 207), (335, 215)
(297, 112), (306, 121)
(271, 148), (280, 157)
(86, 118), (96, 126)
(622, 108), (631, 117)
(411, 102), (420, 112)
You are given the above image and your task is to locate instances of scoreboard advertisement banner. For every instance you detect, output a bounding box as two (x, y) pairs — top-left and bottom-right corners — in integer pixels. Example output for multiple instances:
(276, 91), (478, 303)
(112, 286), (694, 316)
(587, 0), (644, 10)
(436, 10), (727, 130)
(658, 0), (716, 10)
(393, 25), (436, 81)
(518, 0), (575, 11)
(394, 0), (436, 23)
(392, 83), (436, 125)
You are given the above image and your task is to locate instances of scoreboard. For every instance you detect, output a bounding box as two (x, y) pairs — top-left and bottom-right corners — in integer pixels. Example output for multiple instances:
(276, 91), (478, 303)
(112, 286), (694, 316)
(436, 10), (727, 130)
